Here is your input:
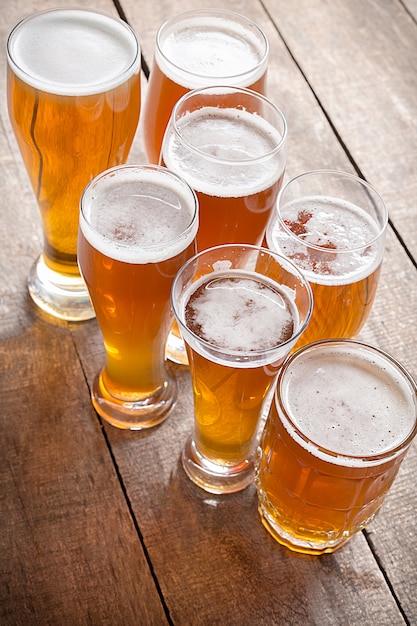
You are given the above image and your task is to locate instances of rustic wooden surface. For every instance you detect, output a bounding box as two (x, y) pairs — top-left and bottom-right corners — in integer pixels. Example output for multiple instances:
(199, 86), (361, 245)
(1, 0), (416, 624)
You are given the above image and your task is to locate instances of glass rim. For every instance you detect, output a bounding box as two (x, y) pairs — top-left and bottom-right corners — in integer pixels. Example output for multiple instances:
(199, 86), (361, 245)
(274, 169), (389, 253)
(7, 7), (141, 97)
(156, 7), (269, 83)
(171, 86), (287, 165)
(275, 339), (417, 464)
(80, 163), (199, 253)
(171, 243), (313, 359)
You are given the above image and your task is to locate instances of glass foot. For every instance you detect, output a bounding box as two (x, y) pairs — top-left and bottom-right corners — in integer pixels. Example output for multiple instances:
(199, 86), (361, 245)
(28, 254), (95, 322)
(181, 436), (254, 494)
(92, 369), (177, 430)
(257, 502), (351, 555)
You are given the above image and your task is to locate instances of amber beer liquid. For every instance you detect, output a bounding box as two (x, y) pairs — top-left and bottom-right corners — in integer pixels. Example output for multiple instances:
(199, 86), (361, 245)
(142, 9), (269, 164)
(162, 92), (286, 252)
(255, 340), (417, 555)
(267, 174), (387, 348)
(172, 245), (313, 493)
(7, 8), (141, 320)
(78, 165), (198, 430)
(185, 272), (296, 464)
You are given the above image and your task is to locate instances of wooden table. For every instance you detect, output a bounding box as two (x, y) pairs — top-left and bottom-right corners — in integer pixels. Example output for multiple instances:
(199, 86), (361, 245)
(2, 0), (416, 624)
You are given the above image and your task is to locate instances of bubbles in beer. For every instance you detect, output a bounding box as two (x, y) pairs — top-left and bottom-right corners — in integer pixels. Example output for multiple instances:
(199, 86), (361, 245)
(280, 343), (416, 460)
(163, 107), (283, 197)
(185, 273), (294, 352)
(270, 196), (382, 283)
(80, 168), (198, 264)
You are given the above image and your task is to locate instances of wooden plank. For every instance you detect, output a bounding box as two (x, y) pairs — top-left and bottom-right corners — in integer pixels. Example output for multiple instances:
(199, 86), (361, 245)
(75, 0), (415, 623)
(263, 0), (417, 260)
(69, 320), (408, 625)
(403, 0), (417, 19)
(0, 323), (168, 625)
(252, 2), (417, 614)
(0, 1), (168, 623)
(2, 0), (415, 623)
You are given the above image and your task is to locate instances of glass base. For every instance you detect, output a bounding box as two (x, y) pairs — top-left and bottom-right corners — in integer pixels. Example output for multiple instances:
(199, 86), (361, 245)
(165, 327), (189, 365)
(92, 369), (177, 430)
(257, 503), (351, 555)
(28, 254), (95, 322)
(181, 436), (254, 494)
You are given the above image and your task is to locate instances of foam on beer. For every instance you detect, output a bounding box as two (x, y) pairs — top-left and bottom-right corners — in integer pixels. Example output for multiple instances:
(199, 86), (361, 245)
(163, 107), (283, 197)
(156, 14), (267, 89)
(268, 196), (383, 284)
(280, 343), (416, 465)
(184, 272), (296, 360)
(8, 9), (139, 96)
(80, 167), (198, 264)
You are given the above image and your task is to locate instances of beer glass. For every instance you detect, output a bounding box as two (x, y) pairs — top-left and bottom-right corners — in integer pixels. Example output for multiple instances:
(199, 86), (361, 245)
(163, 86), (287, 363)
(255, 340), (417, 555)
(171, 244), (313, 494)
(78, 165), (198, 430)
(7, 8), (141, 321)
(142, 8), (269, 164)
(266, 170), (388, 349)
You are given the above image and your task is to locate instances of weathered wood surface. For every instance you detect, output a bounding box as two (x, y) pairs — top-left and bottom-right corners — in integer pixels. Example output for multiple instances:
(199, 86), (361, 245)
(1, 0), (416, 624)
(1, 2), (168, 625)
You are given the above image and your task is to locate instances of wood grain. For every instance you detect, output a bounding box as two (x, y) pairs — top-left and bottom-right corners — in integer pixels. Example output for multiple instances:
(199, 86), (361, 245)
(1, 0), (416, 624)
(1, 1), (168, 623)
(264, 0), (417, 258)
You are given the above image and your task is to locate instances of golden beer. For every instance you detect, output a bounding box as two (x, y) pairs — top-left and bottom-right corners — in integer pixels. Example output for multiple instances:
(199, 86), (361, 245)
(163, 87), (287, 365)
(78, 165), (198, 430)
(142, 9), (269, 164)
(267, 170), (387, 349)
(171, 245), (312, 493)
(255, 340), (417, 555)
(162, 87), (287, 252)
(7, 8), (141, 320)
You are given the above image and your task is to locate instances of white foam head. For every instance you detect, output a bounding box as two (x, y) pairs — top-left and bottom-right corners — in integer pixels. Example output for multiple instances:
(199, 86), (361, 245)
(7, 8), (140, 96)
(156, 10), (268, 89)
(187, 274), (294, 351)
(278, 341), (417, 464)
(177, 268), (302, 367)
(267, 196), (384, 285)
(80, 166), (198, 264)
(163, 106), (285, 198)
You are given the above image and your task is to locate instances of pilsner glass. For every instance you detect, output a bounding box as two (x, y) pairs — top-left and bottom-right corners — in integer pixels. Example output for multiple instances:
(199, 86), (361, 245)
(171, 244), (313, 494)
(266, 170), (388, 349)
(163, 86), (287, 363)
(142, 8), (269, 164)
(255, 340), (417, 555)
(78, 165), (198, 430)
(7, 8), (141, 321)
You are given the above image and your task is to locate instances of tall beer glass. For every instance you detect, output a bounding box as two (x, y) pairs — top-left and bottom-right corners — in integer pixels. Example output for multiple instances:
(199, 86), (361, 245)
(266, 170), (388, 349)
(171, 244), (312, 494)
(255, 340), (417, 555)
(142, 8), (269, 164)
(7, 8), (141, 321)
(163, 86), (287, 364)
(78, 165), (198, 430)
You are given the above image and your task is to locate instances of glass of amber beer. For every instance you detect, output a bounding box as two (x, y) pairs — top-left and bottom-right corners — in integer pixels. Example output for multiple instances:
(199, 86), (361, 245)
(266, 170), (388, 349)
(171, 244), (313, 493)
(78, 165), (198, 430)
(7, 8), (141, 321)
(163, 86), (287, 363)
(141, 8), (269, 164)
(162, 86), (287, 252)
(255, 340), (417, 555)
